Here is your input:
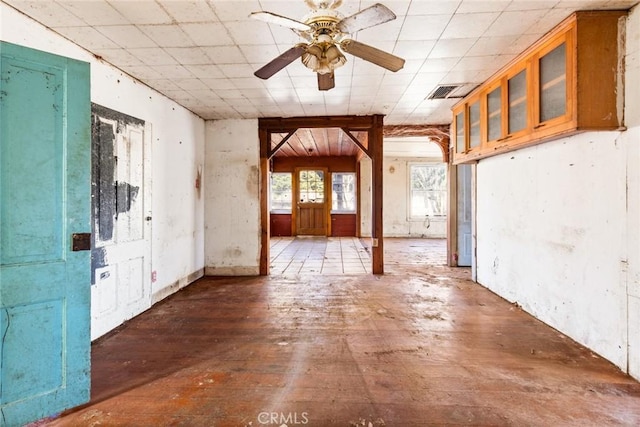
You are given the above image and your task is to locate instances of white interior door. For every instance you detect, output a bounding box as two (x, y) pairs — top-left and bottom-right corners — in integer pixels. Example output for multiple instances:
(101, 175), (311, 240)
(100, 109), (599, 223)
(91, 105), (152, 339)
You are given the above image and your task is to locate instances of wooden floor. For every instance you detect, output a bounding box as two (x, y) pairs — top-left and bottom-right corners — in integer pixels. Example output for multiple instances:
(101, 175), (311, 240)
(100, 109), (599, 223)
(36, 238), (640, 426)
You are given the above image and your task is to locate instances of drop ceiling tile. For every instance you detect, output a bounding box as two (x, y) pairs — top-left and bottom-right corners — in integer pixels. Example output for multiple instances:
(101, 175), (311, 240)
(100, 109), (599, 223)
(394, 40), (437, 60)
(108, 1), (172, 25)
(443, 68), (482, 83)
(96, 25), (156, 48)
(218, 64), (255, 79)
(467, 36), (516, 56)
(146, 79), (183, 91)
(441, 12), (500, 39)
(126, 47), (174, 66)
(174, 78), (210, 91)
(183, 64), (225, 79)
(158, 0), (219, 23)
(429, 38), (476, 58)
(180, 23), (235, 46)
(165, 47), (212, 65)
(419, 57), (460, 73)
(505, 1), (561, 12)
(457, 0), (511, 13)
(224, 21), (275, 45)
(455, 54), (500, 71)
(210, 0), (261, 22)
(4, 0), (85, 27)
(485, 10), (548, 37)
(59, 0), (128, 26)
(152, 65), (194, 79)
(268, 25), (305, 45)
(228, 77), (268, 89)
(399, 15), (449, 40)
(93, 48), (145, 66)
(525, 8), (573, 35)
(381, 72), (416, 87)
(54, 26), (119, 49)
(120, 65), (164, 80)
(203, 46), (247, 65)
(406, 0), (461, 16)
(355, 19), (404, 42)
(139, 25), (194, 47)
(240, 45), (282, 64)
(202, 78), (237, 90)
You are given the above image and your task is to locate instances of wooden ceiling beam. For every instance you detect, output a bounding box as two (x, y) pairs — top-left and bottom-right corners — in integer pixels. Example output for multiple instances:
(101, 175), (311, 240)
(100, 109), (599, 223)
(383, 124), (451, 162)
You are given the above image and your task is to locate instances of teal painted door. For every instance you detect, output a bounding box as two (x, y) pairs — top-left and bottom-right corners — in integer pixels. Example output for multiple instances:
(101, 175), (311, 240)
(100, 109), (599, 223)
(0, 42), (91, 426)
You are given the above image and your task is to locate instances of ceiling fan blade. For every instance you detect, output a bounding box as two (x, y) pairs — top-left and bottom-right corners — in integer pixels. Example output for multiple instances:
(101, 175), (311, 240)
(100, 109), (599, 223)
(318, 72), (335, 91)
(254, 45), (307, 79)
(337, 3), (396, 34)
(250, 11), (311, 31)
(340, 39), (405, 72)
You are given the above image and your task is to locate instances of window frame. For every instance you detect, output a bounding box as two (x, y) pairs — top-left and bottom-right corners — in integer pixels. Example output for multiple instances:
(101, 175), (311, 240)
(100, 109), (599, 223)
(407, 162), (448, 220)
(269, 171), (293, 213)
(330, 172), (357, 214)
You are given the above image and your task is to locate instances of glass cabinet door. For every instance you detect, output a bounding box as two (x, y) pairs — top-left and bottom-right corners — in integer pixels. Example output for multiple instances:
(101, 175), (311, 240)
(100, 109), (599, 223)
(539, 42), (567, 122)
(487, 85), (502, 142)
(455, 111), (465, 153)
(469, 100), (480, 149)
(508, 69), (527, 134)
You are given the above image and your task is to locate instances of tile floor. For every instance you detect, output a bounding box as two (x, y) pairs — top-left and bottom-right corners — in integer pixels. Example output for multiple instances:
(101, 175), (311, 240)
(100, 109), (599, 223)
(270, 237), (371, 275)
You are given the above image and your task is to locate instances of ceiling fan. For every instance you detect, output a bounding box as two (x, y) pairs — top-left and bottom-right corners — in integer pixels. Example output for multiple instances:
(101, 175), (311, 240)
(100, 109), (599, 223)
(250, 0), (405, 91)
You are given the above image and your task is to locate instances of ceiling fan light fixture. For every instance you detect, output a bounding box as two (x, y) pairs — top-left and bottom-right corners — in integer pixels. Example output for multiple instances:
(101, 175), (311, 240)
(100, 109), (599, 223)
(301, 43), (346, 74)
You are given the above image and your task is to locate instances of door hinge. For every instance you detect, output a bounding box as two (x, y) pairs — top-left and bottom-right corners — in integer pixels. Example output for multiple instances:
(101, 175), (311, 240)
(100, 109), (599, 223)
(71, 233), (92, 251)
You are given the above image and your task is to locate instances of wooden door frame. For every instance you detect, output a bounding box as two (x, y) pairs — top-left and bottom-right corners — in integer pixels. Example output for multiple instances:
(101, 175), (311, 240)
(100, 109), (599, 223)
(259, 115), (385, 274)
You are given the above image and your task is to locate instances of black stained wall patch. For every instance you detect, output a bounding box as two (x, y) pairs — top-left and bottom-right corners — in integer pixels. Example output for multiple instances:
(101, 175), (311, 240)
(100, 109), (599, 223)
(90, 103), (145, 285)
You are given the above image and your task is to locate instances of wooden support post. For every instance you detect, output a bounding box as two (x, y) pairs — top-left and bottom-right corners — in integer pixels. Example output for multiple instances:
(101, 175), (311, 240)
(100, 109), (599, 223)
(371, 115), (384, 274)
(259, 127), (270, 276)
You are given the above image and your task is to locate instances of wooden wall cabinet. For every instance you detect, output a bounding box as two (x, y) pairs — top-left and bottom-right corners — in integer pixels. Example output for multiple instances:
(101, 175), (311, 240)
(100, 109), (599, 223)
(452, 10), (627, 164)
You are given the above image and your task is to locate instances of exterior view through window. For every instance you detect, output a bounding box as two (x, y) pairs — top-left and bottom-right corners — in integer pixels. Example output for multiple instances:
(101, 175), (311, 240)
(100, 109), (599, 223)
(410, 164), (447, 218)
(332, 172), (356, 212)
(270, 172), (292, 211)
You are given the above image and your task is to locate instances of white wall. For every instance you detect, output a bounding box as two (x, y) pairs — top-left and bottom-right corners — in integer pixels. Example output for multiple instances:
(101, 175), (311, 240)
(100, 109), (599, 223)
(204, 119), (261, 275)
(1, 4), (205, 339)
(360, 156), (447, 238)
(475, 6), (640, 376)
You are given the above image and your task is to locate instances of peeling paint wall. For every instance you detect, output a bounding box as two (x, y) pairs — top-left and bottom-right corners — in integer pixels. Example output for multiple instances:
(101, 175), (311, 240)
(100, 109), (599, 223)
(1, 5), (206, 339)
(476, 6), (640, 377)
(360, 156), (447, 238)
(204, 120), (260, 275)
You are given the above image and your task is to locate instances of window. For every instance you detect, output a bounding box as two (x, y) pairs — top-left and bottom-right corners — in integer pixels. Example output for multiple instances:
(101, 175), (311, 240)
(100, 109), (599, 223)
(410, 164), (447, 218)
(331, 172), (356, 213)
(298, 170), (324, 203)
(270, 172), (292, 211)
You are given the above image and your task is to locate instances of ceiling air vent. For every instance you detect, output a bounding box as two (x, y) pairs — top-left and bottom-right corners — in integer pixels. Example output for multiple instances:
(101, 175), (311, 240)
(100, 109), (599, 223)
(427, 83), (476, 100)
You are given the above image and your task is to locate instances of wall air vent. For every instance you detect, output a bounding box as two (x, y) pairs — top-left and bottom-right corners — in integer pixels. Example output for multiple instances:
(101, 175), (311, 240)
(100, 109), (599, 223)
(427, 83), (477, 100)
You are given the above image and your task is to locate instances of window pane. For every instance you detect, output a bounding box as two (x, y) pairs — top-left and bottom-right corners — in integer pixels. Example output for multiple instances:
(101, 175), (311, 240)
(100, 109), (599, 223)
(487, 86), (502, 141)
(508, 69), (527, 133)
(469, 101), (481, 148)
(455, 112), (465, 153)
(270, 172), (292, 211)
(331, 173), (356, 212)
(299, 170), (324, 203)
(410, 164), (447, 217)
(540, 43), (566, 122)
